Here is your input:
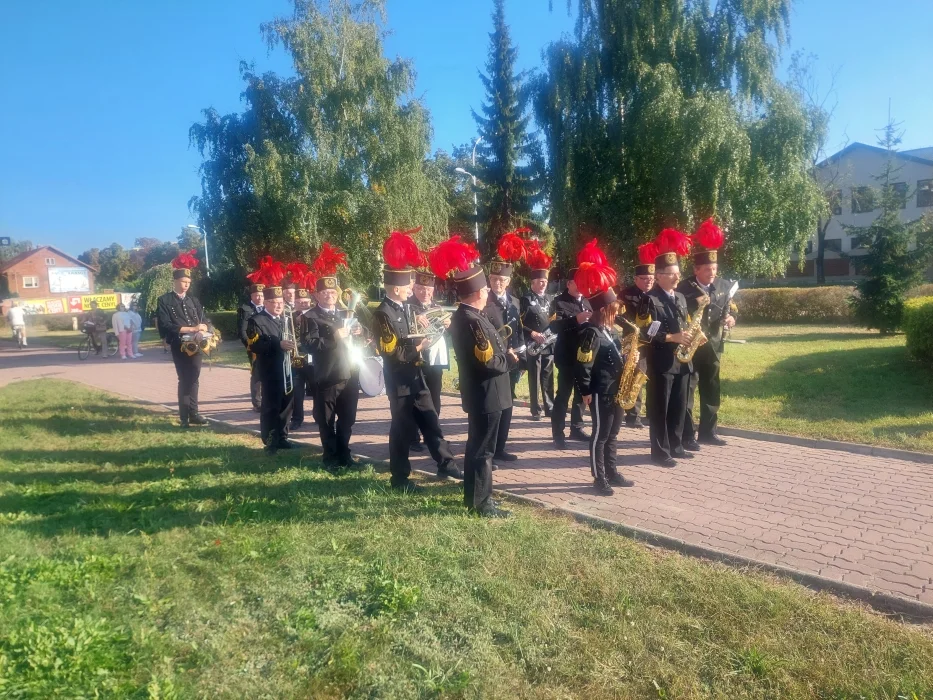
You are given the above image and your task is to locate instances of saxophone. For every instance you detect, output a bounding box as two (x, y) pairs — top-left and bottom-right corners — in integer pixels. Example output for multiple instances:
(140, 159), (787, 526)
(674, 283), (709, 363)
(614, 318), (648, 410)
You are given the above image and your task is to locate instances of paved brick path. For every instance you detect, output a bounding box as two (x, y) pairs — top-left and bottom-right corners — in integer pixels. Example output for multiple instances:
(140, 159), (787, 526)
(2, 344), (931, 612)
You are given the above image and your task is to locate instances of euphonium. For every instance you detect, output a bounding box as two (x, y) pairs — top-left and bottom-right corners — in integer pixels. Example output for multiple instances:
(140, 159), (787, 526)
(674, 283), (709, 363)
(614, 318), (648, 410)
(422, 307), (452, 348)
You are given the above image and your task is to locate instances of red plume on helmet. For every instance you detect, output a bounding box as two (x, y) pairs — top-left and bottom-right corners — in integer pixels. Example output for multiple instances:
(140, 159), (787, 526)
(497, 230), (528, 263)
(246, 255), (286, 286)
(525, 240), (553, 270)
(692, 218), (724, 250)
(574, 262), (618, 299)
(300, 270), (318, 290)
(428, 235), (480, 279)
(172, 250), (199, 270)
(655, 228), (692, 257)
(637, 241), (660, 265)
(285, 261), (310, 285)
(576, 239), (608, 266)
(311, 243), (348, 277)
(383, 227), (423, 270)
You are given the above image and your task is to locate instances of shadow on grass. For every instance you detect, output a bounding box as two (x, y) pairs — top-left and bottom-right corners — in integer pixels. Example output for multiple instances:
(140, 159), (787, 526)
(740, 331), (882, 344)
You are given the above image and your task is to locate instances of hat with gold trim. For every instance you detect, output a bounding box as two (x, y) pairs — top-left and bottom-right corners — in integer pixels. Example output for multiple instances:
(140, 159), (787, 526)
(383, 227), (423, 286)
(654, 228), (692, 268)
(691, 218), (724, 266)
(488, 228), (528, 278)
(247, 256), (286, 298)
(429, 234), (483, 297)
(525, 239), (553, 280)
(573, 240), (618, 311)
(171, 250), (199, 280)
(311, 243), (347, 292)
(635, 240), (659, 276)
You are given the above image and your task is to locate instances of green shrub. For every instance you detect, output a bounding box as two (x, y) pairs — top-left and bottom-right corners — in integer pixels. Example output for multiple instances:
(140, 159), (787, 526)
(903, 296), (933, 364)
(207, 310), (238, 341)
(734, 286), (854, 323)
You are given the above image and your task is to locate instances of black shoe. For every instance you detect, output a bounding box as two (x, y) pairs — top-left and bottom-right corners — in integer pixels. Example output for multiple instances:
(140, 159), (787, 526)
(625, 418), (644, 429)
(180, 421), (190, 429)
(474, 505), (511, 519)
(491, 462), (499, 471)
(698, 434), (727, 446)
(594, 479), (615, 496)
(410, 442), (425, 453)
(289, 421), (302, 431)
(493, 451), (518, 462)
(264, 444), (278, 456)
(323, 460), (340, 473)
(607, 472), (635, 488)
(530, 414), (541, 422)
(437, 460), (464, 480)
(276, 439), (297, 450)
(543, 411), (553, 418)
(188, 414), (208, 426)
(652, 457), (677, 468)
(683, 439), (701, 452)
(672, 450), (694, 460)
(569, 428), (590, 442)
(553, 437), (567, 450)
(391, 480), (424, 494)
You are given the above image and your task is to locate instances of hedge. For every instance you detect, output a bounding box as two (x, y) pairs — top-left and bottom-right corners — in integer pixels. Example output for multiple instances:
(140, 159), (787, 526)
(903, 296), (933, 365)
(733, 286), (853, 324)
(208, 310), (239, 342)
(0, 313), (97, 331)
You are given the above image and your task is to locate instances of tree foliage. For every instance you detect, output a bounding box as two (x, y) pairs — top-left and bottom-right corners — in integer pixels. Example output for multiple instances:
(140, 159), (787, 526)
(0, 238), (34, 264)
(189, 0), (450, 290)
(534, 0), (824, 276)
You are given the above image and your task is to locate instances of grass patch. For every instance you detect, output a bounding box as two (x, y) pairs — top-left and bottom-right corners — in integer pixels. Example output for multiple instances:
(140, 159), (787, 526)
(1, 379), (932, 698)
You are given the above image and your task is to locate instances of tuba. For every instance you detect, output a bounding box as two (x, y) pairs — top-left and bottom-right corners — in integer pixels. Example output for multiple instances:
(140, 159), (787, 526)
(674, 283), (709, 364)
(614, 318), (648, 410)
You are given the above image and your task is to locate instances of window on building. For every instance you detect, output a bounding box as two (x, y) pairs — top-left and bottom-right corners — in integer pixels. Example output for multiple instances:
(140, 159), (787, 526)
(829, 189), (842, 215)
(22, 276), (39, 288)
(804, 240), (813, 255)
(45, 257), (56, 265)
(824, 239), (842, 253)
(851, 187), (875, 214)
(918, 179), (933, 208)
(892, 182), (908, 209)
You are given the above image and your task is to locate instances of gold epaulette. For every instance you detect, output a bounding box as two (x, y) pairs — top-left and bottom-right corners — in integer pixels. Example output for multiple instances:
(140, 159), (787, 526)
(576, 329), (596, 363)
(471, 321), (493, 363)
(730, 301), (739, 314)
(548, 313), (557, 322)
(635, 313), (652, 328)
(246, 329), (259, 348)
(378, 316), (397, 354)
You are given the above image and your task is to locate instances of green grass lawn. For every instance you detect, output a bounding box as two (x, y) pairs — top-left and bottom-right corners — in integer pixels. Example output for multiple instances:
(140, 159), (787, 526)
(1, 380), (932, 698)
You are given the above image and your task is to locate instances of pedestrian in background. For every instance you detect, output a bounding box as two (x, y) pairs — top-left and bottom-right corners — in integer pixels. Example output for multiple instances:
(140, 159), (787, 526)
(128, 302), (144, 358)
(111, 303), (133, 360)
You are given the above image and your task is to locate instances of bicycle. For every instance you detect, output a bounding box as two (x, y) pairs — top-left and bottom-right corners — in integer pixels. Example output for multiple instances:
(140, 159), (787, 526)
(11, 326), (25, 349)
(78, 329), (118, 360)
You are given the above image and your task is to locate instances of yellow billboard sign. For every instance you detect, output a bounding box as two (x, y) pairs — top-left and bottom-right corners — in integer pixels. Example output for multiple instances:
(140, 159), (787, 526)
(81, 294), (118, 311)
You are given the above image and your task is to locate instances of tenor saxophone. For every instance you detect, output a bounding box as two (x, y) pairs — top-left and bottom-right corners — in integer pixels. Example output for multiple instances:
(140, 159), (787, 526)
(674, 284), (709, 363)
(614, 318), (648, 410)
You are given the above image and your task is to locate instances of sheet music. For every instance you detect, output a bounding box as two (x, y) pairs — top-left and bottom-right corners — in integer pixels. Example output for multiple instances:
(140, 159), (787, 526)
(428, 335), (449, 366)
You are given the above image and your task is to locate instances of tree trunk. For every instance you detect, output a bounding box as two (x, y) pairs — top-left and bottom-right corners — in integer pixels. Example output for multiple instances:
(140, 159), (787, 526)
(816, 217), (830, 285)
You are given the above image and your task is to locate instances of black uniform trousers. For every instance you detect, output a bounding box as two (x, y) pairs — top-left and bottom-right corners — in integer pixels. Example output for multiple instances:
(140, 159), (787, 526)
(260, 378), (294, 446)
(685, 355), (721, 441)
(248, 353), (262, 410)
(170, 343), (202, 423)
(552, 363), (586, 438)
(388, 385), (455, 485)
(314, 376), (359, 466)
(291, 369), (307, 426)
(589, 393), (625, 482)
(648, 370), (689, 461)
(464, 410), (502, 511)
(412, 367), (443, 446)
(527, 353), (555, 417)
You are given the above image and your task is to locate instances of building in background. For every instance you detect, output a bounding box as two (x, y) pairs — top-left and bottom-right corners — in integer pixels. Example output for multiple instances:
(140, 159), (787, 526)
(1, 245), (98, 313)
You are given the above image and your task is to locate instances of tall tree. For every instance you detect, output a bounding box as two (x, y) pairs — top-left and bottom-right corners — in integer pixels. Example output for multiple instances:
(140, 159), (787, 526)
(78, 247), (101, 269)
(848, 118), (933, 334)
(0, 238), (34, 264)
(472, 0), (539, 250)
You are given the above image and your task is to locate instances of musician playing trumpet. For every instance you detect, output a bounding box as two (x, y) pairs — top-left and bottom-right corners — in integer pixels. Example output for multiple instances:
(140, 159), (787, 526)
(520, 241), (556, 422)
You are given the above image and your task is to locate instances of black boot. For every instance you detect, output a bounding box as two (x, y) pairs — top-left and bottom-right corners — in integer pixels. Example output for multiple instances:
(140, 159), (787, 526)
(594, 479), (615, 496)
(607, 472), (635, 488)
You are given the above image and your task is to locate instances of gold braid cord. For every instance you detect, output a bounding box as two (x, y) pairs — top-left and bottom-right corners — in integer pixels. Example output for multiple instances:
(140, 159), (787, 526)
(471, 321), (493, 363)
(378, 316), (397, 355)
(576, 328), (596, 363)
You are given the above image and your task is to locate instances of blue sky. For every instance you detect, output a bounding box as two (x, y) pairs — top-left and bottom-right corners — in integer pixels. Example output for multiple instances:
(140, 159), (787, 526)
(2, 0), (931, 256)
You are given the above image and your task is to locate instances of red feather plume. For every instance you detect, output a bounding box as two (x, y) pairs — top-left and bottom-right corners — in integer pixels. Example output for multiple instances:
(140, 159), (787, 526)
(576, 239), (608, 266)
(497, 231), (527, 263)
(525, 240), (553, 270)
(383, 228), (423, 270)
(172, 249), (199, 270)
(655, 228), (692, 257)
(285, 261), (310, 284)
(246, 255), (286, 286)
(692, 218), (724, 251)
(311, 243), (348, 277)
(428, 235), (480, 279)
(301, 270), (318, 290)
(637, 241), (660, 265)
(574, 262), (618, 299)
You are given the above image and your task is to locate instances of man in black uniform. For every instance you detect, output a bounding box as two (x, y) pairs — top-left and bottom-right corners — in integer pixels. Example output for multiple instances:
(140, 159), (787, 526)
(484, 256), (524, 465)
(302, 272), (361, 469)
(246, 283), (296, 454)
(448, 258), (515, 517)
(289, 284), (314, 431)
(619, 242), (657, 428)
(372, 231), (462, 491)
(550, 272), (592, 449)
(677, 219), (736, 448)
(157, 252), (208, 428)
(520, 247), (555, 421)
(638, 237), (696, 467)
(408, 270), (451, 452)
(238, 283), (265, 411)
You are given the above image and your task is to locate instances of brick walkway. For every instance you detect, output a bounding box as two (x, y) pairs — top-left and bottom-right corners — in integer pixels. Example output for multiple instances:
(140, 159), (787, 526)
(2, 344), (931, 613)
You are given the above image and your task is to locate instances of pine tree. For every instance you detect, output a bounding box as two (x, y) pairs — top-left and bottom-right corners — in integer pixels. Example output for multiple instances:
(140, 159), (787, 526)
(472, 0), (539, 252)
(848, 117), (933, 334)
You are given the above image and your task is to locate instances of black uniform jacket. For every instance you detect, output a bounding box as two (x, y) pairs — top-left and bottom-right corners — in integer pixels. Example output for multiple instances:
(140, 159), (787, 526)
(676, 276), (734, 360)
(550, 290), (593, 367)
(450, 303), (512, 415)
(156, 292), (205, 345)
(237, 301), (262, 347)
(409, 297), (449, 369)
(575, 323), (625, 397)
(520, 291), (554, 350)
(637, 287), (693, 376)
(483, 292), (524, 353)
(246, 310), (288, 382)
(301, 305), (353, 387)
(372, 298), (423, 398)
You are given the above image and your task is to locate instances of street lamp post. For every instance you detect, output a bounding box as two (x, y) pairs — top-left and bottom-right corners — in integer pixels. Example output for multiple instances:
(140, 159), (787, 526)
(455, 136), (482, 247)
(185, 225), (210, 277)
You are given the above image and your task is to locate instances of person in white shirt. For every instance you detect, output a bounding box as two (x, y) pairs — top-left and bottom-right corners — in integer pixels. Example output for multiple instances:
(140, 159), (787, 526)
(111, 304), (134, 359)
(6, 302), (27, 345)
(128, 302), (144, 357)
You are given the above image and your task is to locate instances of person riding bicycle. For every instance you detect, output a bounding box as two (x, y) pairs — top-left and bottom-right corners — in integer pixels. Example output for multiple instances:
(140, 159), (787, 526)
(81, 301), (108, 355)
(6, 302), (26, 346)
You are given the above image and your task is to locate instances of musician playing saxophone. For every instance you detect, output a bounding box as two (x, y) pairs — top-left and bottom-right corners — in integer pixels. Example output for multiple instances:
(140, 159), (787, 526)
(677, 219), (736, 448)
(618, 242), (658, 429)
(246, 283), (296, 454)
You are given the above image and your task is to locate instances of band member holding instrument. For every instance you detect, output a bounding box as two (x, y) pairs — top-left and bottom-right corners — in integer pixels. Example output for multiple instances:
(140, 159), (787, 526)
(302, 244), (361, 469)
(372, 228), (462, 491)
(157, 251), (208, 428)
(678, 218), (736, 448)
(638, 230), (695, 468)
(619, 242), (658, 429)
(438, 235), (513, 518)
(521, 240), (555, 422)
(408, 269), (451, 452)
(289, 274), (315, 432)
(574, 248), (636, 495)
(238, 280), (265, 412)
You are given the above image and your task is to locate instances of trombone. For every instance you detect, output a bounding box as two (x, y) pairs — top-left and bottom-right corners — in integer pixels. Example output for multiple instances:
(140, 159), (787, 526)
(282, 312), (296, 395)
